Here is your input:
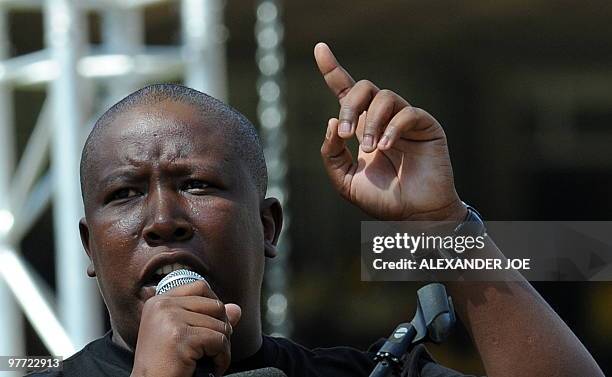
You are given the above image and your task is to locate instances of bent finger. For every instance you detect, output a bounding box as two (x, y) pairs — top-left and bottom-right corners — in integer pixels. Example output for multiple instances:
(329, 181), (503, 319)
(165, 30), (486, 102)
(378, 107), (443, 150)
(320, 118), (355, 199)
(188, 327), (231, 377)
(182, 311), (232, 338)
(163, 279), (218, 300)
(175, 296), (227, 321)
(337, 80), (379, 138)
(362, 89), (409, 152)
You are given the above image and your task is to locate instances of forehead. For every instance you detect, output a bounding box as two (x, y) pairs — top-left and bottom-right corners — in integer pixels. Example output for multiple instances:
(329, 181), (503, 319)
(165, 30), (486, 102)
(96, 101), (236, 155)
(86, 100), (242, 178)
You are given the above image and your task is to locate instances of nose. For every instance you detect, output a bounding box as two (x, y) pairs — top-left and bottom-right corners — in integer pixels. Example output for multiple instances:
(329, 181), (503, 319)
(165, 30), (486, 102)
(143, 188), (194, 245)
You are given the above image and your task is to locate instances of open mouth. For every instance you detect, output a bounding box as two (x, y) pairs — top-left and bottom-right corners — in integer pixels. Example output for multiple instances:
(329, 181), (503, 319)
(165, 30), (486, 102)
(139, 251), (210, 296)
(144, 262), (194, 287)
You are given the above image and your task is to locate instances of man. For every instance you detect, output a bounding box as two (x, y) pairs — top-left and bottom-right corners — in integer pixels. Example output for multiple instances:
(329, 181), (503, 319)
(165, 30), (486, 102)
(28, 43), (604, 376)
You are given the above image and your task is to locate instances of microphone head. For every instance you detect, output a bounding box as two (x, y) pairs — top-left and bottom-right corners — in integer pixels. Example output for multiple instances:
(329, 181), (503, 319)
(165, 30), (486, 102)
(225, 367), (287, 377)
(155, 269), (205, 295)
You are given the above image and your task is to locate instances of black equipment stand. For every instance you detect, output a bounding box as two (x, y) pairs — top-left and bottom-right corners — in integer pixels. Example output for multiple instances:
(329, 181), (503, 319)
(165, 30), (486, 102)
(369, 283), (455, 377)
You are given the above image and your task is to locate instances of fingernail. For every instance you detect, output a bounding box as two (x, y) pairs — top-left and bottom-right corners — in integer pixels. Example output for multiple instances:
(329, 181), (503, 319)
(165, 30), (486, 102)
(340, 121), (351, 134)
(363, 134), (374, 148)
(326, 127), (331, 139)
(379, 135), (389, 148)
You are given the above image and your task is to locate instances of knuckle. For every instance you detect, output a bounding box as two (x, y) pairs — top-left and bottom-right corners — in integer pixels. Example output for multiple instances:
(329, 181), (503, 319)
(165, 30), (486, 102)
(141, 296), (157, 312)
(181, 345), (201, 363)
(178, 333), (202, 363)
(170, 323), (189, 345)
(220, 332), (230, 349)
(164, 309), (180, 324)
(378, 88), (395, 98)
(215, 300), (225, 317)
(411, 106), (423, 117)
(356, 79), (374, 88)
(403, 106), (419, 121)
(383, 124), (397, 136)
(364, 118), (379, 131)
(150, 296), (170, 311)
(192, 279), (210, 294)
(339, 104), (355, 118)
(210, 300), (225, 317)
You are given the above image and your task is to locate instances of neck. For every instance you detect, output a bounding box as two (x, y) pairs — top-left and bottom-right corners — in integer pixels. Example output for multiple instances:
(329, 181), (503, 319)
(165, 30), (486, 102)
(111, 328), (135, 353)
(230, 308), (263, 362)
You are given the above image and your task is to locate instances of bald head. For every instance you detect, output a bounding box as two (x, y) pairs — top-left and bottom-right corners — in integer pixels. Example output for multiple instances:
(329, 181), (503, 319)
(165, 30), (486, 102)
(80, 84), (267, 204)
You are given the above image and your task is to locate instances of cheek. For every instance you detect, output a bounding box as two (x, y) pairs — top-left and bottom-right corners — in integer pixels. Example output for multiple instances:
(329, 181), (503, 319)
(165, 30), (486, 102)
(89, 209), (145, 335)
(193, 197), (262, 248)
(89, 207), (144, 290)
(96, 207), (142, 253)
(195, 197), (264, 294)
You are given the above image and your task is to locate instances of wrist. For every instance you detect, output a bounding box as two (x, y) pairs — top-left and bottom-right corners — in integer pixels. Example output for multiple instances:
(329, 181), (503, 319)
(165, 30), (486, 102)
(443, 200), (468, 225)
(405, 199), (467, 224)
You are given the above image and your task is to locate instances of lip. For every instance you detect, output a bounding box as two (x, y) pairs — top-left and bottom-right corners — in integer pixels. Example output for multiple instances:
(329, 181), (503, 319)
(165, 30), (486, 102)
(139, 250), (210, 291)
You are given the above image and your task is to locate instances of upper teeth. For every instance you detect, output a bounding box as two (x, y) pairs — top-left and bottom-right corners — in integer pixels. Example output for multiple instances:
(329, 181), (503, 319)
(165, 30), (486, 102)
(155, 263), (191, 276)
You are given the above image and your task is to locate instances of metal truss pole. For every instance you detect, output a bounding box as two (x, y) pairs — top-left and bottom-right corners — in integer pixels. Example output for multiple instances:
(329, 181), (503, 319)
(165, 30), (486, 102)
(181, 0), (228, 100)
(0, 8), (24, 375)
(102, 6), (144, 102)
(44, 0), (102, 350)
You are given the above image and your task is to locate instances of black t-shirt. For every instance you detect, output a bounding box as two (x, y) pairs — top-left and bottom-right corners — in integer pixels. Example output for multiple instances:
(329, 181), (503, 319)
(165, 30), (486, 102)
(26, 331), (474, 377)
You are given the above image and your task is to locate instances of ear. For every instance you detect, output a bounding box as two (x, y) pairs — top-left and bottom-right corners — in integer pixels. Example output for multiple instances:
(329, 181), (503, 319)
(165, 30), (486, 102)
(261, 198), (283, 258)
(79, 217), (96, 277)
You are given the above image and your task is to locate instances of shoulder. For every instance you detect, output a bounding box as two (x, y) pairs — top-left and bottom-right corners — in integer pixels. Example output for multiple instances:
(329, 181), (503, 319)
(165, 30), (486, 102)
(23, 344), (96, 377)
(25, 332), (130, 377)
(23, 346), (94, 377)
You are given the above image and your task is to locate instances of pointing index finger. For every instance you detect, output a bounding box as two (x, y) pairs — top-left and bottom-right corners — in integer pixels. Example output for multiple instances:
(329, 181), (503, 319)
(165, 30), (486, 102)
(314, 42), (356, 102)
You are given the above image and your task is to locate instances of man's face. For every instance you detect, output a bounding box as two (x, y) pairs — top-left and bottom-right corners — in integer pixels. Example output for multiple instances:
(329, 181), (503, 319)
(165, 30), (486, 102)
(80, 100), (268, 348)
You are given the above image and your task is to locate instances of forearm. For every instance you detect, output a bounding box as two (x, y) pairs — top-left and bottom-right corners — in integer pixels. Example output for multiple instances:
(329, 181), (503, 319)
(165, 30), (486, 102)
(445, 237), (604, 377)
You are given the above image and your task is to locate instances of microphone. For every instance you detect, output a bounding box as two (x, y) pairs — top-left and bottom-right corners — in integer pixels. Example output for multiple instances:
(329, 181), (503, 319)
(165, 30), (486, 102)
(226, 367), (288, 376)
(155, 268), (206, 295)
(369, 283), (455, 377)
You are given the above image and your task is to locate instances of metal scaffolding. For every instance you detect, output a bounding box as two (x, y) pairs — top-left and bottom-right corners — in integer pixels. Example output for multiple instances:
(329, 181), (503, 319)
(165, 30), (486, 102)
(0, 0), (229, 366)
(256, 0), (291, 337)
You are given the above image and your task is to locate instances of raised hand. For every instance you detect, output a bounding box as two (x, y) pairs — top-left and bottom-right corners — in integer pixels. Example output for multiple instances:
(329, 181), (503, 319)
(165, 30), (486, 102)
(315, 42), (466, 221)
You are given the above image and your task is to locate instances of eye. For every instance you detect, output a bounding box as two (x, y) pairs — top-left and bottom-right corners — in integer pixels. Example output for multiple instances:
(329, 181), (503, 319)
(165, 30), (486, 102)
(183, 179), (210, 195)
(107, 188), (141, 203)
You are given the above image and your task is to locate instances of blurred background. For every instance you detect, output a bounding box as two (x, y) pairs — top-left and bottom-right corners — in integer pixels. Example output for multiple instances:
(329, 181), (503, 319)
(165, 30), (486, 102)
(0, 0), (611, 376)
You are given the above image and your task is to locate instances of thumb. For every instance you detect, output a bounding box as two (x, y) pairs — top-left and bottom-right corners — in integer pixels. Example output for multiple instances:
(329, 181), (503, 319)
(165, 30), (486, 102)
(224, 303), (242, 328)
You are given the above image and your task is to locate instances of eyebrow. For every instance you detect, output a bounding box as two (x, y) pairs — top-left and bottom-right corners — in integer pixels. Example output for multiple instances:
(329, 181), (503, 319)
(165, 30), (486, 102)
(98, 167), (147, 188)
(98, 159), (229, 187)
